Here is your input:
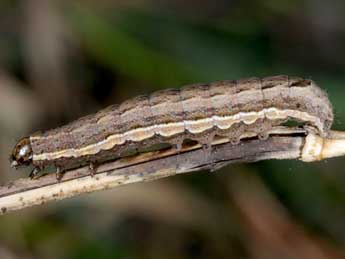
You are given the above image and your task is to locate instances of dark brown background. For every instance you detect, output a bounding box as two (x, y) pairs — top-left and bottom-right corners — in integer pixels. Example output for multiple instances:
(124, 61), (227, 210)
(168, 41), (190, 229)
(1, 0), (345, 258)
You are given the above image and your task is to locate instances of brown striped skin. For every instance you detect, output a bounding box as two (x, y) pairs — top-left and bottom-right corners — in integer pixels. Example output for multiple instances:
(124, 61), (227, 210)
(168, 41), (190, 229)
(11, 75), (334, 173)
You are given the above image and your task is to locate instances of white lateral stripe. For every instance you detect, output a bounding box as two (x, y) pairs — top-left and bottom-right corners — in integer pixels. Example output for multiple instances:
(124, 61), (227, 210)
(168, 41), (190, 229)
(32, 107), (323, 161)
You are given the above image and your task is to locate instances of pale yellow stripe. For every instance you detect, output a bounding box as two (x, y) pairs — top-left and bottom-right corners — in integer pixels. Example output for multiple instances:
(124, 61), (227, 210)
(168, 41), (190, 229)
(32, 107), (323, 161)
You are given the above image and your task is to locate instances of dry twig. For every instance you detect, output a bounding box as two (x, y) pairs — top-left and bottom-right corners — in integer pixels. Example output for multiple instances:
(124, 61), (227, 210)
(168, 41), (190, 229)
(1, 129), (345, 214)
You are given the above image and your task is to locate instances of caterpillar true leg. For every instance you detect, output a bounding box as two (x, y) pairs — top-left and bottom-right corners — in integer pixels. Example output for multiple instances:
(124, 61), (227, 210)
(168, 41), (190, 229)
(29, 167), (41, 179)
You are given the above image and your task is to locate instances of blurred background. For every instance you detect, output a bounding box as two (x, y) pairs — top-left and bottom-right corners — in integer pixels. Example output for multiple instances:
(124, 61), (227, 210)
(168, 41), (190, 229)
(1, 0), (345, 258)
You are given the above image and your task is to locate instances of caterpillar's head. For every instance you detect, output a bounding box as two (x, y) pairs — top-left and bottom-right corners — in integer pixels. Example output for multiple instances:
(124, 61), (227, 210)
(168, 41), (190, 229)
(10, 137), (33, 169)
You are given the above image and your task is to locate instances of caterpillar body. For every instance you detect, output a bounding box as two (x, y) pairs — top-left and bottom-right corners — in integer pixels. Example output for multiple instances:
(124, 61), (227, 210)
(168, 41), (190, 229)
(10, 75), (334, 178)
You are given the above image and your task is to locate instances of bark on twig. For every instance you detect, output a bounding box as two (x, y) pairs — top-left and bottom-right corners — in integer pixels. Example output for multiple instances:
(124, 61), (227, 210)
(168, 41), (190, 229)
(1, 130), (345, 214)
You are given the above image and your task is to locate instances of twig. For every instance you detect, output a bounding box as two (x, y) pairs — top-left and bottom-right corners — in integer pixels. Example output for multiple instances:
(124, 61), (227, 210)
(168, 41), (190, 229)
(1, 129), (345, 214)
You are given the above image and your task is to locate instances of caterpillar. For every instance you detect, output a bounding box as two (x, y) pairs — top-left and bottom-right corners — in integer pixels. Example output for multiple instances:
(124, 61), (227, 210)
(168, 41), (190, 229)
(10, 75), (334, 178)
